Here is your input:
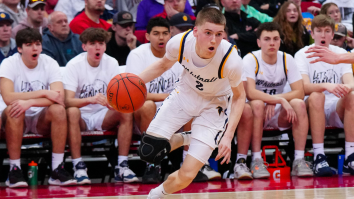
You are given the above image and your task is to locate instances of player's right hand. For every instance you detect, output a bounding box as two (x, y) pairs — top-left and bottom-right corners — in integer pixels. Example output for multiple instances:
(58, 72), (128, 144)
(326, 84), (349, 98)
(9, 100), (32, 118)
(280, 98), (297, 123)
(264, 104), (275, 121)
(89, 93), (108, 106)
(46, 90), (65, 107)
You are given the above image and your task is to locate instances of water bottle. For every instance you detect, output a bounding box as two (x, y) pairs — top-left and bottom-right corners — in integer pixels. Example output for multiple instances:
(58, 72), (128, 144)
(28, 161), (38, 186)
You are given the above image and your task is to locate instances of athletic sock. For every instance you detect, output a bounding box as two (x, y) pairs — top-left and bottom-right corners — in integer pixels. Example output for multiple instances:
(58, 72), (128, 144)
(9, 159), (21, 170)
(118, 155), (128, 166)
(345, 141), (354, 159)
(52, 153), (64, 171)
(152, 183), (169, 197)
(182, 150), (188, 162)
(294, 150), (305, 160)
(313, 143), (324, 160)
(236, 153), (247, 163)
(252, 152), (262, 161)
(72, 157), (82, 168)
(181, 131), (191, 146)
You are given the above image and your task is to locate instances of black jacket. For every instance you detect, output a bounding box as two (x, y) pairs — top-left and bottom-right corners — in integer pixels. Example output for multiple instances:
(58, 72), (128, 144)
(224, 11), (260, 57)
(279, 26), (310, 56)
(249, 0), (286, 17)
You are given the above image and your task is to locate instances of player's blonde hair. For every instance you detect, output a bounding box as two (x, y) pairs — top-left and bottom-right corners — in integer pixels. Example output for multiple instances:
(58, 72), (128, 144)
(195, 7), (226, 27)
(311, 14), (335, 32)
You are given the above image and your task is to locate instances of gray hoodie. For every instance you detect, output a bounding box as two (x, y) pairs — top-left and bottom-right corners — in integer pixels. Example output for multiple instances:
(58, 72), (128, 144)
(11, 17), (48, 38)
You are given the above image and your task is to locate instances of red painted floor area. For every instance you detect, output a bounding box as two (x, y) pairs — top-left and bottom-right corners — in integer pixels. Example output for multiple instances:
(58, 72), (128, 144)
(3, 176), (354, 198)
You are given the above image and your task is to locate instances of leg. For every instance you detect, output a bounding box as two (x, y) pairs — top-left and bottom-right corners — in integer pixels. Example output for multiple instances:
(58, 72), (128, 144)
(249, 100), (265, 153)
(66, 107), (87, 159)
(307, 92), (326, 144)
(134, 100), (156, 133)
(336, 91), (354, 142)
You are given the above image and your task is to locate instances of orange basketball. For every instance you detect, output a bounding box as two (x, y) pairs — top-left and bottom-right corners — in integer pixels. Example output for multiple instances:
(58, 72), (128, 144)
(107, 73), (147, 113)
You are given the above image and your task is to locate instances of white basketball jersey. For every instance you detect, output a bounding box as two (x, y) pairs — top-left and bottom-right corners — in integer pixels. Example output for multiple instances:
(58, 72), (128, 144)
(176, 30), (239, 97)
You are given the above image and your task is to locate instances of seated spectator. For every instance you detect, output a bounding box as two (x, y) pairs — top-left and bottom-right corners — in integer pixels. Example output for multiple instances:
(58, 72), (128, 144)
(0, 0), (27, 27)
(169, 12), (194, 37)
(69, 0), (111, 34)
(54, 0), (85, 22)
(0, 28), (76, 188)
(106, 11), (140, 66)
(0, 12), (17, 63)
(249, 0), (284, 17)
(331, 23), (353, 51)
(64, 28), (155, 184)
(195, 0), (220, 15)
(42, 11), (83, 66)
(273, 1), (309, 56)
(136, 0), (194, 30)
(295, 15), (354, 177)
(154, 0), (196, 22)
(221, 0), (260, 57)
(45, 0), (58, 14)
(320, 3), (341, 23)
(241, 0), (273, 23)
(12, 0), (48, 38)
(323, 0), (354, 37)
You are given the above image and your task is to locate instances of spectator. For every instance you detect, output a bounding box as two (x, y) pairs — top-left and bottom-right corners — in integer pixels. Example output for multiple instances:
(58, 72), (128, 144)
(320, 3), (341, 23)
(0, 0), (27, 27)
(248, 0), (285, 17)
(0, 12), (17, 63)
(106, 11), (140, 66)
(116, 0), (143, 20)
(12, 0), (48, 38)
(169, 12), (194, 37)
(45, 0), (58, 14)
(154, 0), (196, 22)
(0, 28), (76, 188)
(323, 0), (354, 37)
(69, 0), (111, 34)
(331, 23), (353, 51)
(241, 0), (273, 23)
(273, 1), (309, 56)
(136, 0), (194, 30)
(54, 0), (85, 22)
(221, 0), (260, 57)
(195, 0), (220, 15)
(42, 11), (83, 66)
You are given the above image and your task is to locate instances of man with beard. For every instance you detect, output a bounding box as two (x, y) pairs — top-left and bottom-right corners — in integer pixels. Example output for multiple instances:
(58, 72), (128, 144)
(42, 11), (83, 66)
(0, 12), (17, 63)
(0, 0), (27, 27)
(105, 11), (140, 66)
(69, 0), (111, 35)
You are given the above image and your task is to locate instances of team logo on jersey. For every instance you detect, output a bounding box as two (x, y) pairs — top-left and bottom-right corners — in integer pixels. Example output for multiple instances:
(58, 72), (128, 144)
(79, 79), (107, 98)
(259, 71), (264, 75)
(217, 106), (223, 116)
(181, 65), (218, 83)
(256, 78), (285, 87)
(312, 69), (339, 84)
(21, 80), (46, 92)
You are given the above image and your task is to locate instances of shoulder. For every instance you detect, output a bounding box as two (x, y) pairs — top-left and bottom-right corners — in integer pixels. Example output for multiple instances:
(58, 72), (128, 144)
(170, 31), (190, 45)
(39, 54), (59, 65)
(1, 53), (19, 66)
(329, 45), (348, 54)
(102, 53), (119, 65)
(294, 45), (311, 57)
(66, 52), (86, 67)
(129, 43), (150, 56)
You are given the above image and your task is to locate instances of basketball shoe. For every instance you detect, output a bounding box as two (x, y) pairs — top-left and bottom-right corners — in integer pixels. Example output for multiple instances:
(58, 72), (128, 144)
(142, 164), (161, 184)
(291, 158), (313, 177)
(73, 161), (91, 185)
(49, 162), (77, 186)
(313, 154), (333, 177)
(251, 158), (270, 179)
(200, 163), (221, 180)
(6, 165), (28, 188)
(234, 158), (253, 180)
(343, 153), (354, 175)
(114, 160), (139, 183)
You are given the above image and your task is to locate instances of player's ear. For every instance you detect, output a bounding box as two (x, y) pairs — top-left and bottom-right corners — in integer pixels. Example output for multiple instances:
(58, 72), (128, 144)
(193, 26), (198, 37)
(17, 46), (22, 54)
(82, 43), (87, 51)
(145, 32), (150, 42)
(257, 38), (261, 48)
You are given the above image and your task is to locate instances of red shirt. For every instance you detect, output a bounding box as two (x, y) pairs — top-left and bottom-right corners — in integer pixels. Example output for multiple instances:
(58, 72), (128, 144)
(69, 12), (112, 35)
(154, 10), (196, 21)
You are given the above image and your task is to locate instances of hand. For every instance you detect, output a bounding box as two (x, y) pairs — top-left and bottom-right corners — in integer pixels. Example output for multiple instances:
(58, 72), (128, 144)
(307, 6), (320, 15)
(229, 33), (238, 40)
(165, 4), (178, 19)
(305, 45), (340, 64)
(264, 104), (275, 121)
(215, 135), (232, 165)
(260, 4), (269, 10)
(348, 30), (353, 38)
(9, 100), (32, 118)
(280, 98), (297, 123)
(326, 84), (350, 98)
(346, 37), (354, 48)
(106, 104), (116, 111)
(126, 33), (137, 50)
(45, 90), (65, 107)
(245, 25), (252, 31)
(88, 93), (108, 106)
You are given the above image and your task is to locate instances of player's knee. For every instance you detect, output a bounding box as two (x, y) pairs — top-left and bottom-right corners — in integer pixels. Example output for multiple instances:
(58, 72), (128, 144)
(290, 99), (307, 116)
(308, 92), (325, 110)
(138, 133), (171, 164)
(3, 106), (25, 122)
(48, 104), (66, 120)
(120, 112), (133, 123)
(140, 100), (156, 120)
(345, 91), (354, 111)
(177, 169), (196, 184)
(66, 107), (81, 122)
(250, 100), (264, 118)
(241, 104), (253, 122)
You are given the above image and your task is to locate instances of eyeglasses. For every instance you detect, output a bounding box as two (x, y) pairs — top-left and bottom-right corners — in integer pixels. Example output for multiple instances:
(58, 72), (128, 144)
(333, 35), (344, 40)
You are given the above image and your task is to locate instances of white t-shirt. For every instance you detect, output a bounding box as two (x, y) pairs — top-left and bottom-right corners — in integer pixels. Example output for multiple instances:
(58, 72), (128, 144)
(63, 52), (121, 114)
(243, 50), (302, 95)
(0, 53), (62, 116)
(165, 31), (243, 97)
(295, 44), (353, 100)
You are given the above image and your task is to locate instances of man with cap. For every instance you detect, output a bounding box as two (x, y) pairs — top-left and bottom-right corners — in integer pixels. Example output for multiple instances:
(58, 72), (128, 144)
(169, 12), (194, 37)
(154, 0), (196, 22)
(11, 0), (48, 38)
(106, 11), (141, 66)
(0, 0), (27, 27)
(331, 23), (354, 51)
(0, 12), (17, 63)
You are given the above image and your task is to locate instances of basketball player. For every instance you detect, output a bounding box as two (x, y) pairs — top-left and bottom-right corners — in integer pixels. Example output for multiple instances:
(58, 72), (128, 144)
(295, 15), (354, 176)
(0, 28), (76, 187)
(234, 22), (313, 180)
(64, 28), (155, 184)
(137, 8), (245, 198)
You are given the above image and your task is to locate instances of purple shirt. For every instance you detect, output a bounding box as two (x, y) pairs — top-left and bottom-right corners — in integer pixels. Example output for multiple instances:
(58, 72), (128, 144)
(136, 0), (195, 30)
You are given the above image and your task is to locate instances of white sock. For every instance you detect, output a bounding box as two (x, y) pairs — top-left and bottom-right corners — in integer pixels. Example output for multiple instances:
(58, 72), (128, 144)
(9, 159), (21, 170)
(152, 183), (169, 197)
(236, 153), (247, 163)
(294, 150), (304, 160)
(118, 155), (128, 166)
(52, 153), (64, 171)
(181, 131), (191, 146)
(182, 150), (188, 162)
(252, 152), (262, 161)
(345, 141), (354, 159)
(72, 157), (82, 168)
(313, 143), (324, 160)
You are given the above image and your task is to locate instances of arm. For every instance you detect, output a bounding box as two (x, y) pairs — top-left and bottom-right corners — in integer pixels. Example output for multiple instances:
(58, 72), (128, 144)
(245, 77), (287, 104)
(146, 93), (170, 102)
(306, 45), (354, 64)
(64, 90), (91, 108)
(139, 56), (176, 84)
(302, 74), (348, 98)
(276, 80), (305, 100)
(342, 73), (354, 91)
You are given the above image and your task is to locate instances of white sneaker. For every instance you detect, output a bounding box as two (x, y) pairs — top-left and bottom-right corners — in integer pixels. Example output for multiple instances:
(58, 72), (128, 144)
(147, 189), (165, 199)
(234, 158), (253, 180)
(200, 163), (221, 180)
(73, 161), (91, 185)
(114, 160), (139, 183)
(251, 158), (270, 179)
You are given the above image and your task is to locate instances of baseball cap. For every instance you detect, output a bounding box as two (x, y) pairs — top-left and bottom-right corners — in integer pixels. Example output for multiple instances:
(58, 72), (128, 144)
(334, 23), (347, 37)
(27, 0), (46, 8)
(0, 12), (14, 24)
(170, 13), (194, 27)
(113, 11), (135, 25)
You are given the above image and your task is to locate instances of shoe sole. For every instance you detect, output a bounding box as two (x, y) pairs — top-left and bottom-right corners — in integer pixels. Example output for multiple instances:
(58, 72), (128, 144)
(6, 181), (28, 188)
(208, 176), (222, 180)
(77, 179), (91, 185)
(291, 171), (314, 177)
(236, 174), (253, 180)
(123, 177), (139, 183)
(48, 178), (77, 186)
(253, 174), (270, 179)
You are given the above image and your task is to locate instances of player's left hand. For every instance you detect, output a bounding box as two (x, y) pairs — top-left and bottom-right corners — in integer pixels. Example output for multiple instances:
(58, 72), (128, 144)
(9, 100), (32, 118)
(264, 104), (275, 121)
(215, 136), (232, 165)
(305, 46), (340, 64)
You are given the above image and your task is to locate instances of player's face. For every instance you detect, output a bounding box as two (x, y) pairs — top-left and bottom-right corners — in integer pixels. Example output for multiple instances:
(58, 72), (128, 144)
(0, 21), (12, 42)
(286, 3), (299, 24)
(311, 26), (334, 47)
(330, 34), (346, 47)
(193, 22), (224, 59)
(257, 30), (281, 56)
(18, 41), (42, 64)
(82, 41), (106, 62)
(146, 26), (171, 52)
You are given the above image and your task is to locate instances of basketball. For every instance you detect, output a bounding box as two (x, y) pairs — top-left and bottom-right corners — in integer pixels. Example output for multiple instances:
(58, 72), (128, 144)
(107, 73), (147, 113)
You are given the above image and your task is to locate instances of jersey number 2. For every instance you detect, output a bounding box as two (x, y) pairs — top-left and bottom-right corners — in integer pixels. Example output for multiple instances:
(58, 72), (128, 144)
(196, 81), (204, 91)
